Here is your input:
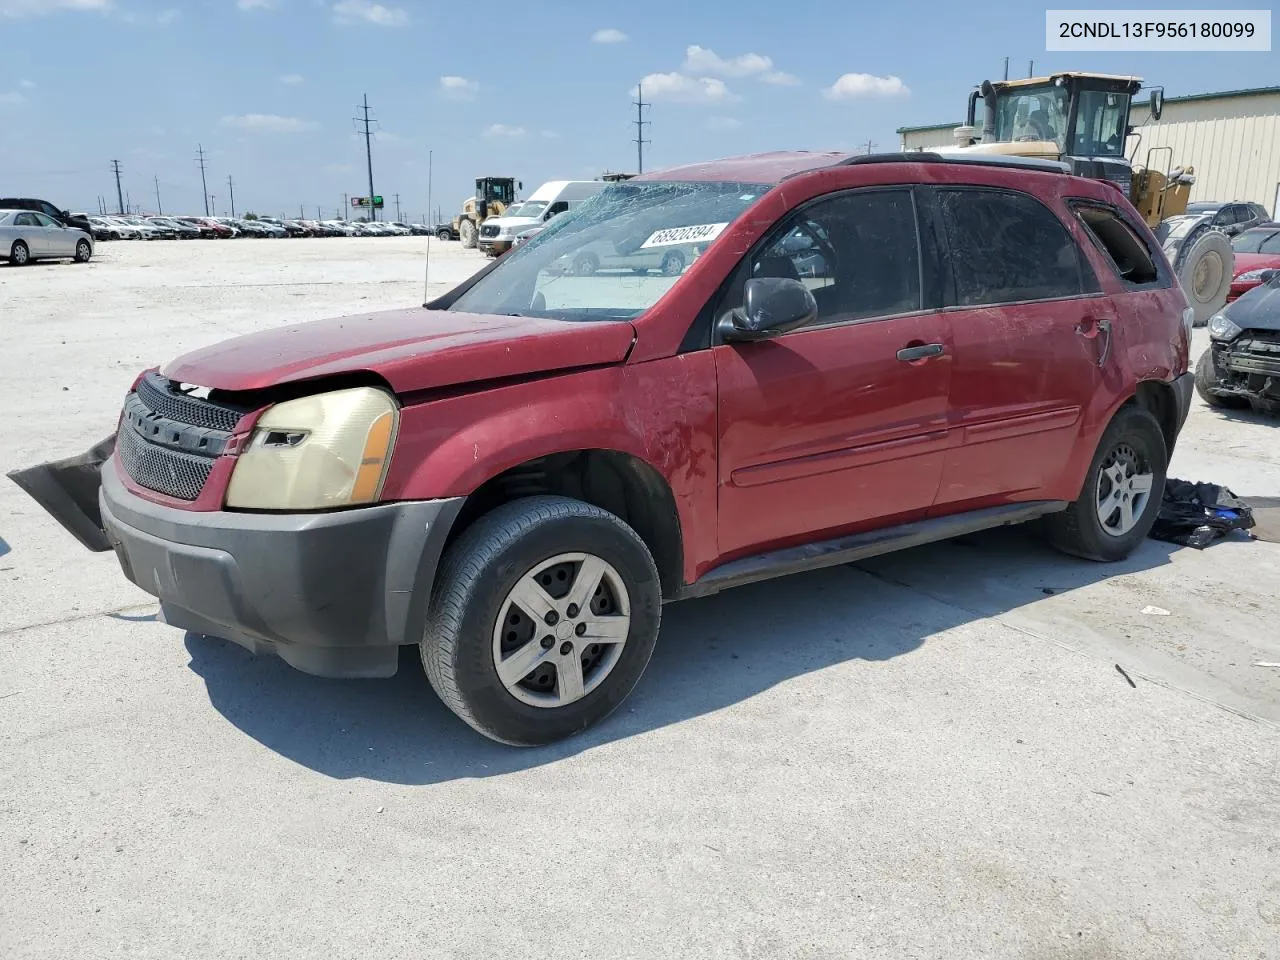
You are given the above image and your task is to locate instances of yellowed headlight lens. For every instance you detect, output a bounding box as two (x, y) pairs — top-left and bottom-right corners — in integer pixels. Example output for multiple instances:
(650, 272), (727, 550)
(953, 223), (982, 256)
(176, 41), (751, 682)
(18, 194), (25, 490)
(225, 386), (399, 510)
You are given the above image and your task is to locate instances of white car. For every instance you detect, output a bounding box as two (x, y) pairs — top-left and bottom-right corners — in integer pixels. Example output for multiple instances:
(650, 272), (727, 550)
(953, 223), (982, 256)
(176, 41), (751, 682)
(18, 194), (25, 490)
(0, 208), (94, 264)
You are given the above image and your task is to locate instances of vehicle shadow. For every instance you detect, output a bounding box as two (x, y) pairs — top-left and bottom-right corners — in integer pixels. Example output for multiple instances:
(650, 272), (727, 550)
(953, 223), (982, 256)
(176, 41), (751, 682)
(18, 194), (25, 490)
(1209, 404), (1280, 428)
(184, 526), (1183, 785)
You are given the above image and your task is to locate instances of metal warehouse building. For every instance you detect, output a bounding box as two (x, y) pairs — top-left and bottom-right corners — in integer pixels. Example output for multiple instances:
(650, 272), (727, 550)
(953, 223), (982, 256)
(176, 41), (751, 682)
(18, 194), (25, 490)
(898, 86), (1280, 217)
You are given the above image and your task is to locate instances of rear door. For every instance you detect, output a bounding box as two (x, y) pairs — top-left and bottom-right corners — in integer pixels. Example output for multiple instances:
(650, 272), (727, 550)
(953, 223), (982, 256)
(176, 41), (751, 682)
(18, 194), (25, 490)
(713, 185), (953, 560)
(12, 212), (45, 254)
(929, 184), (1107, 510)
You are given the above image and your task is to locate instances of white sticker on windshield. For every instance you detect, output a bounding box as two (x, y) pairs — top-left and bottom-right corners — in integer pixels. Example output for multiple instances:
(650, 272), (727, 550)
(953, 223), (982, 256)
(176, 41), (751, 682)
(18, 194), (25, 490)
(639, 222), (729, 249)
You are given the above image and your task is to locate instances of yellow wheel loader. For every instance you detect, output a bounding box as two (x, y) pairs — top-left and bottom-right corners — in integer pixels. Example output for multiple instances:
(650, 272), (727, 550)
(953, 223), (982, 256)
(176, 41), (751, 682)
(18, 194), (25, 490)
(454, 176), (519, 249)
(940, 72), (1232, 325)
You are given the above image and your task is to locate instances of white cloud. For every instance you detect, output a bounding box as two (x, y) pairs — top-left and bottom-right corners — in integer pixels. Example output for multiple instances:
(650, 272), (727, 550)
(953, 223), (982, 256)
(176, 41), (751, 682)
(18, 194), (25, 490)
(591, 27), (626, 43)
(823, 73), (910, 100)
(0, 91), (25, 104)
(633, 72), (738, 105)
(484, 124), (526, 140)
(221, 113), (318, 132)
(332, 0), (406, 26)
(708, 116), (742, 131)
(280, 73), (304, 84)
(439, 75), (478, 100)
(157, 7), (179, 23)
(761, 70), (801, 86)
(236, 0), (272, 8)
(0, 0), (108, 16)
(683, 45), (772, 78)
(19, 79), (35, 89)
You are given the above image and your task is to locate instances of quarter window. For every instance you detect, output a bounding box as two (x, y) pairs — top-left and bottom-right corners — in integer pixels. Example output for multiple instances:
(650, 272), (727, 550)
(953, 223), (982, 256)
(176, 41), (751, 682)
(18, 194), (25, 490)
(1072, 203), (1161, 286)
(741, 188), (922, 326)
(937, 188), (1092, 306)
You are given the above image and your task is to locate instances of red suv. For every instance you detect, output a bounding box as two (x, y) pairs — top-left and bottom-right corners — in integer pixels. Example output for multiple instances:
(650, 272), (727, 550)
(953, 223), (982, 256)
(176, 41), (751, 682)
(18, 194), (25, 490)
(12, 151), (1195, 746)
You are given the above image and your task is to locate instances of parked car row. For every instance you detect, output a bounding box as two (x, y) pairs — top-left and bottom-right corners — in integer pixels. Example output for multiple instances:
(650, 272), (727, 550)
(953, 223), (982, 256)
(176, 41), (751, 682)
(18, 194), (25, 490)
(85, 214), (436, 240)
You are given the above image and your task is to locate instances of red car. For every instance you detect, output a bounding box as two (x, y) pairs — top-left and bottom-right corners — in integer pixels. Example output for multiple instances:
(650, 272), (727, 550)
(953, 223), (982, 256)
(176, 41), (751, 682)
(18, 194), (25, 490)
(1227, 223), (1280, 302)
(11, 151), (1195, 746)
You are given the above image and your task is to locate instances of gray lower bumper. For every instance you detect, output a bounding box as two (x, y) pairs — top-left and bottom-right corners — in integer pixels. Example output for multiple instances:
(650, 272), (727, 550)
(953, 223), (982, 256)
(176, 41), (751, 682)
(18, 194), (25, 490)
(99, 461), (464, 678)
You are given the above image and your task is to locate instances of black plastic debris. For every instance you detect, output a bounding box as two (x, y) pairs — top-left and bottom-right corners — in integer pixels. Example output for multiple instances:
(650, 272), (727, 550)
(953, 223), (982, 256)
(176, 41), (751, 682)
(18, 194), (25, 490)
(1148, 479), (1256, 549)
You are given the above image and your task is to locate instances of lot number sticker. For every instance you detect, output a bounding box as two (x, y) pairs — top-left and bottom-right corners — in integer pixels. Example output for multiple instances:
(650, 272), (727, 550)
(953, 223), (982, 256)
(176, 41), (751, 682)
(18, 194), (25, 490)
(640, 222), (729, 249)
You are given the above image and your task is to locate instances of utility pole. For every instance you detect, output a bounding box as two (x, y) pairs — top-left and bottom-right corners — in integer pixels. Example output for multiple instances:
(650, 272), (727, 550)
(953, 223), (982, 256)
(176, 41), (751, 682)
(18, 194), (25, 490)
(111, 160), (125, 215)
(427, 149), (433, 228)
(154, 176), (163, 215)
(394, 192), (401, 222)
(861, 139), (878, 155)
(125, 189), (132, 214)
(343, 192), (348, 219)
(227, 175), (235, 218)
(633, 81), (651, 174)
(1028, 60), (1035, 78)
(354, 94), (378, 221)
(196, 144), (210, 216)
(1003, 57), (1009, 80)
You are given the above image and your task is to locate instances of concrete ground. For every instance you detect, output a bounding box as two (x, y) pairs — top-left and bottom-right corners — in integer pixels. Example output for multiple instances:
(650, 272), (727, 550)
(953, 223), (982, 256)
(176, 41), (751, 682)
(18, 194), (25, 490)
(1, 237), (1278, 960)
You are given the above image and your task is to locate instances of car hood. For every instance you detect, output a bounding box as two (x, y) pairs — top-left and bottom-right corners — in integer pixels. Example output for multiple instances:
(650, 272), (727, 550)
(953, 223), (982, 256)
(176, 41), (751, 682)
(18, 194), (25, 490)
(160, 307), (638, 394)
(1224, 279), (1280, 331)
(1232, 253), (1280, 276)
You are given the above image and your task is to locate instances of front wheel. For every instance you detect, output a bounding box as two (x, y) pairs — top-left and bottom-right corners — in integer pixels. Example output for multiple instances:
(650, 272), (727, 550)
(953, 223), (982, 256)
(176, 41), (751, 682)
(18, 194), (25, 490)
(435, 228), (452, 241)
(74, 239), (92, 263)
(421, 496), (662, 746)
(9, 240), (29, 266)
(1194, 348), (1249, 409)
(1046, 406), (1168, 562)
(458, 218), (478, 249)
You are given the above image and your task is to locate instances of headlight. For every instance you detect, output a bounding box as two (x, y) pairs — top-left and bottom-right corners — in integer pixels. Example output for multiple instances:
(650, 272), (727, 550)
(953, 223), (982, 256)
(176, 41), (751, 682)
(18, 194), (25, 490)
(1207, 312), (1242, 342)
(1235, 269), (1271, 282)
(225, 386), (399, 510)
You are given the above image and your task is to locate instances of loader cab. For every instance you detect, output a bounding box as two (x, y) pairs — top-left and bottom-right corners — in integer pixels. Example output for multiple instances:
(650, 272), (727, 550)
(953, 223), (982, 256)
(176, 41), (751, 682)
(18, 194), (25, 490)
(475, 177), (519, 220)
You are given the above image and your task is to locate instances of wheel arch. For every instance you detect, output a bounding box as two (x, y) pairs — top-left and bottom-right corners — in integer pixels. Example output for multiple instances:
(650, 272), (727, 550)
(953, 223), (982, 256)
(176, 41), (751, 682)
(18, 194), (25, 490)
(441, 448), (685, 600)
(1127, 379), (1180, 456)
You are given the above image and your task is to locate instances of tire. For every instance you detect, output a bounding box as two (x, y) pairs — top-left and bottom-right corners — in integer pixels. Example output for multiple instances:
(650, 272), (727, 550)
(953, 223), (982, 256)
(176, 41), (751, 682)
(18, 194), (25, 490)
(572, 252), (599, 276)
(74, 239), (92, 263)
(421, 496), (662, 746)
(1194, 347), (1249, 409)
(9, 240), (29, 266)
(1046, 406), (1168, 562)
(435, 228), (452, 241)
(660, 250), (685, 276)
(459, 218), (478, 249)
(1169, 227), (1233, 327)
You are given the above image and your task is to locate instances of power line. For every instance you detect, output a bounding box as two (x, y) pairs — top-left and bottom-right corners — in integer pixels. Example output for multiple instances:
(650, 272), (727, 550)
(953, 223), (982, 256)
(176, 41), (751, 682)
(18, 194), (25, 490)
(354, 94), (378, 221)
(195, 144), (210, 216)
(633, 81), (651, 174)
(111, 160), (124, 215)
(227, 175), (235, 218)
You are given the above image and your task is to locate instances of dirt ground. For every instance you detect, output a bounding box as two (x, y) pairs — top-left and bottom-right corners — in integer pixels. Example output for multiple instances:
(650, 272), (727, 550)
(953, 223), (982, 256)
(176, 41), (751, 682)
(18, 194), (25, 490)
(1, 237), (1278, 960)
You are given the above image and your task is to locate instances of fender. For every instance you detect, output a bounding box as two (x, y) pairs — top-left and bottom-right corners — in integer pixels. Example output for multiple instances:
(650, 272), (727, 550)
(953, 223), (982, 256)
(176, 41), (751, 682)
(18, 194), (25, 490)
(380, 352), (721, 583)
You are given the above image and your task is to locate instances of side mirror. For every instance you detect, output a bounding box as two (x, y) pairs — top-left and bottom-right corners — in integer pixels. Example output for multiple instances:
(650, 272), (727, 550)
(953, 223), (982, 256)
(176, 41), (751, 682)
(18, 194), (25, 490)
(718, 277), (817, 343)
(1149, 87), (1164, 121)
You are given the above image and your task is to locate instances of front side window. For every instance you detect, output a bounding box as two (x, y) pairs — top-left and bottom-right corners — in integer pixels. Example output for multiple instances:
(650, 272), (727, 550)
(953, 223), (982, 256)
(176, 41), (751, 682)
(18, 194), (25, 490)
(14, 212), (37, 226)
(938, 188), (1092, 306)
(447, 180), (769, 321)
(731, 189), (922, 326)
(31, 212), (56, 227)
(994, 84), (1070, 150)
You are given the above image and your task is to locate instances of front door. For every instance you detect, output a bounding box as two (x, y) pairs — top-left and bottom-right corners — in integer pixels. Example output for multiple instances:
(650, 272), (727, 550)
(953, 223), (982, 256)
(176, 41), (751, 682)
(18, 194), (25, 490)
(928, 185), (1106, 509)
(713, 187), (953, 561)
(32, 212), (71, 256)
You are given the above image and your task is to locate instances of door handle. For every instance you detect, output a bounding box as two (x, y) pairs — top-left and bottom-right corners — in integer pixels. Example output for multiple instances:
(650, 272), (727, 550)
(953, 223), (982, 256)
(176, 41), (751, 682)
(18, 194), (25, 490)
(896, 342), (944, 362)
(1077, 318), (1113, 368)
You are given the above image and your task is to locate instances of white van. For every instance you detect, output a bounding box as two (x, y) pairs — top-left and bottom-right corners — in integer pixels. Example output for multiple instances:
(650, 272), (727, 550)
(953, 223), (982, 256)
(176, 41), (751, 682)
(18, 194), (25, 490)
(478, 180), (606, 256)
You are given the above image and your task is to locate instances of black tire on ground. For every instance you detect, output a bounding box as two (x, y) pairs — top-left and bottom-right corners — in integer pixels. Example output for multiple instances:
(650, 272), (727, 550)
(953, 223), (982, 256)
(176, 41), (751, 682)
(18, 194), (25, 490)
(459, 218), (478, 249)
(10, 240), (29, 266)
(436, 228), (452, 241)
(74, 239), (92, 263)
(1170, 227), (1233, 327)
(1046, 405), (1168, 563)
(573, 252), (599, 276)
(421, 495), (662, 746)
(660, 250), (685, 276)
(1194, 348), (1249, 409)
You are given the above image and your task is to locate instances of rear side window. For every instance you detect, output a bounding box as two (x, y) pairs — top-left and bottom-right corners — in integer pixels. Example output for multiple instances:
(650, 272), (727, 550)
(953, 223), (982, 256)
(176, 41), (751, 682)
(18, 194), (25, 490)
(1072, 203), (1161, 286)
(937, 187), (1093, 306)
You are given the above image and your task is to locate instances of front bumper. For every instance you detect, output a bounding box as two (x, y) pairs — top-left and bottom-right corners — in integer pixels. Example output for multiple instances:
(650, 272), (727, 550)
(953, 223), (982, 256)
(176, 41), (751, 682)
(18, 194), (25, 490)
(97, 457), (464, 678)
(478, 239), (512, 255)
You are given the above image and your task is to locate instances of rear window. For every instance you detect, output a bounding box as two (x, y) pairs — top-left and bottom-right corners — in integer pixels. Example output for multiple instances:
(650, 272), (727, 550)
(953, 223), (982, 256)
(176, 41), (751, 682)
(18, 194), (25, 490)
(1071, 203), (1161, 286)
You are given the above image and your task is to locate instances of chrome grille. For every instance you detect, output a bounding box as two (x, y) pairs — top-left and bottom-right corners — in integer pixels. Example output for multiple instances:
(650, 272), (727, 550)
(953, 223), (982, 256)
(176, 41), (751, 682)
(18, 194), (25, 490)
(480, 223), (500, 238)
(117, 422), (214, 501)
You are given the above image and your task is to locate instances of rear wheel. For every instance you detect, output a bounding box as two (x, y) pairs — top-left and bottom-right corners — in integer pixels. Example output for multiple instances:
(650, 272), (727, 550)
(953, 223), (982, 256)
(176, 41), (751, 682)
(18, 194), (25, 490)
(435, 227), (452, 241)
(9, 240), (29, 266)
(660, 250), (685, 276)
(1194, 348), (1249, 409)
(1169, 227), (1233, 326)
(421, 496), (662, 746)
(573, 252), (599, 276)
(1046, 406), (1167, 562)
(74, 239), (92, 263)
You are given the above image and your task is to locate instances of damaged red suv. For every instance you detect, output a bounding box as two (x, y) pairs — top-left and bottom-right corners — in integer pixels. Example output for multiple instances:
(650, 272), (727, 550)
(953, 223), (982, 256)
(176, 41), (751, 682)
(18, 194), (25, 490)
(12, 151), (1195, 746)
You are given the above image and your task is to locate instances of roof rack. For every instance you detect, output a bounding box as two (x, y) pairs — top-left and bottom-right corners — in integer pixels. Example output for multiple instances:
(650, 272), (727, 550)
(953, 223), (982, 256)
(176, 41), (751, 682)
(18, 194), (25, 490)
(833, 151), (1070, 174)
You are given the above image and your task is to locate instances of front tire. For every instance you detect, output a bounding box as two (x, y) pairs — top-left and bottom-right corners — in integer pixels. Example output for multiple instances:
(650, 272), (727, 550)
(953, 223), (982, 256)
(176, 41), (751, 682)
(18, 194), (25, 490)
(9, 240), (29, 266)
(421, 496), (662, 746)
(459, 218), (478, 249)
(1194, 347), (1249, 409)
(74, 239), (92, 263)
(1046, 406), (1168, 562)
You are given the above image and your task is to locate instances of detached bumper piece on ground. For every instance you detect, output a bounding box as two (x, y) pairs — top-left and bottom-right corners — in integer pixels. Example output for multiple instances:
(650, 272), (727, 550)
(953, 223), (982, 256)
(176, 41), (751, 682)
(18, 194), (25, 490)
(1149, 478), (1256, 549)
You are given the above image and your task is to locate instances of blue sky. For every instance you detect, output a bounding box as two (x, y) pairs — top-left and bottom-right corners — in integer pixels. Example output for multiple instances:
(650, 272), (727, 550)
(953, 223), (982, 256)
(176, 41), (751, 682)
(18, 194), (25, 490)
(1, 0), (1276, 220)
